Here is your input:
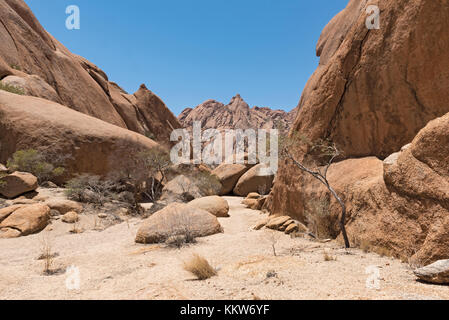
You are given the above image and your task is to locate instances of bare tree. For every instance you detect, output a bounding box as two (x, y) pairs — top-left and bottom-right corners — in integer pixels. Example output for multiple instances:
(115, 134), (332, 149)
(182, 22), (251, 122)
(281, 134), (350, 248)
(139, 147), (172, 202)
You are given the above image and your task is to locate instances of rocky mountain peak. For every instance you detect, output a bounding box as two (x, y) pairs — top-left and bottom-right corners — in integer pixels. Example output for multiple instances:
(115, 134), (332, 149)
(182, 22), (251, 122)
(179, 95), (293, 133)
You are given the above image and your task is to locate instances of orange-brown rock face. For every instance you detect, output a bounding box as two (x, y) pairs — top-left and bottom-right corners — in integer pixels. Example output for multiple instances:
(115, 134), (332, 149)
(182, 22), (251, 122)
(269, 0), (449, 219)
(298, 112), (449, 265)
(0, 0), (180, 144)
(0, 90), (158, 180)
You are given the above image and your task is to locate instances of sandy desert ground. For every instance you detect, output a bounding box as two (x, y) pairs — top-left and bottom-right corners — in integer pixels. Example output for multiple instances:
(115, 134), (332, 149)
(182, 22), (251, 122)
(1, 197), (448, 300)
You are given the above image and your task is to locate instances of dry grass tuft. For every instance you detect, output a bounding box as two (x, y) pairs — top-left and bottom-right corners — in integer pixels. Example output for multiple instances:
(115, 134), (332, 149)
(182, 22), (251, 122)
(70, 221), (83, 234)
(183, 254), (217, 280)
(356, 239), (394, 258)
(304, 198), (339, 240)
(323, 250), (337, 262)
(375, 247), (393, 258)
(39, 235), (58, 275)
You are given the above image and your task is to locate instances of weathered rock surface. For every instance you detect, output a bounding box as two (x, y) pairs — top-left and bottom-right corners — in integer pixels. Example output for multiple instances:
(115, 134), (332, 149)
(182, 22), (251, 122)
(246, 193), (261, 200)
(160, 175), (203, 202)
(269, 0), (449, 221)
(0, 0), (181, 143)
(0, 91), (158, 180)
(0, 203), (50, 238)
(414, 260), (449, 285)
(61, 211), (79, 224)
(234, 164), (275, 197)
(0, 172), (38, 198)
(242, 196), (267, 211)
(265, 216), (292, 230)
(135, 203), (223, 244)
(212, 164), (251, 195)
(44, 199), (83, 215)
(283, 112), (449, 265)
(188, 196), (230, 218)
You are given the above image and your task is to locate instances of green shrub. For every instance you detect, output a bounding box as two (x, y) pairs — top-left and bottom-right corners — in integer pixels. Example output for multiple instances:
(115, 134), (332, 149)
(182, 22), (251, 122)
(0, 82), (25, 95)
(0, 173), (6, 189)
(7, 149), (65, 183)
(144, 131), (156, 140)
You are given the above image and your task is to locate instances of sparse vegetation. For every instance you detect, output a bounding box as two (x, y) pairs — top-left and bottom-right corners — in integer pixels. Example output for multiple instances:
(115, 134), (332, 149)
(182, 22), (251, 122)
(70, 220), (83, 234)
(0, 173), (7, 188)
(65, 174), (118, 206)
(0, 82), (25, 95)
(257, 183), (269, 196)
(140, 147), (172, 202)
(323, 250), (337, 261)
(280, 134), (350, 248)
(9, 64), (21, 71)
(165, 234), (196, 249)
(164, 212), (196, 248)
(144, 131), (156, 140)
(304, 198), (338, 240)
(355, 238), (395, 258)
(269, 232), (280, 257)
(183, 254), (217, 280)
(7, 149), (65, 183)
(195, 170), (222, 196)
(39, 234), (57, 275)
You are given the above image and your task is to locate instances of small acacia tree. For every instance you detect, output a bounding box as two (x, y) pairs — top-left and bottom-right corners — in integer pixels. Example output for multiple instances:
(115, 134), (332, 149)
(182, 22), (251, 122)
(280, 133), (350, 248)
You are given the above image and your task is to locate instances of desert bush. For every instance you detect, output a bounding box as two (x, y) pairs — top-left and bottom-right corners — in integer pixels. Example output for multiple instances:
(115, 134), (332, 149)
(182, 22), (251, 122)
(165, 233), (196, 249)
(65, 174), (118, 206)
(0, 82), (25, 95)
(183, 254), (217, 280)
(163, 211), (196, 248)
(304, 198), (339, 240)
(139, 147), (172, 202)
(7, 149), (65, 183)
(144, 131), (156, 140)
(257, 183), (269, 196)
(280, 133), (350, 248)
(10, 64), (21, 71)
(195, 171), (222, 196)
(323, 250), (337, 261)
(269, 232), (280, 257)
(0, 173), (6, 189)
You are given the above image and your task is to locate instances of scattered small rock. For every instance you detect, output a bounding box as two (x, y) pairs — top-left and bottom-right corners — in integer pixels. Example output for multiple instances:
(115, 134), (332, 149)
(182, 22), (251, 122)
(246, 193), (261, 200)
(62, 211), (79, 224)
(414, 260), (449, 284)
(45, 199), (83, 214)
(265, 216), (291, 230)
(40, 181), (58, 188)
(0, 172), (38, 199)
(253, 218), (269, 231)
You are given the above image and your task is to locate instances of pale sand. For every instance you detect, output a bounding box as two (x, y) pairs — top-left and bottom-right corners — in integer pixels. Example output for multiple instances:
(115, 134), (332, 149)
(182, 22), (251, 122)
(1, 197), (448, 300)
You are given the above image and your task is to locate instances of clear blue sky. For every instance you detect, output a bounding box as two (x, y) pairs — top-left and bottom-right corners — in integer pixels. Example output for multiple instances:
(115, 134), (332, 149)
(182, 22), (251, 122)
(25, 0), (347, 115)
